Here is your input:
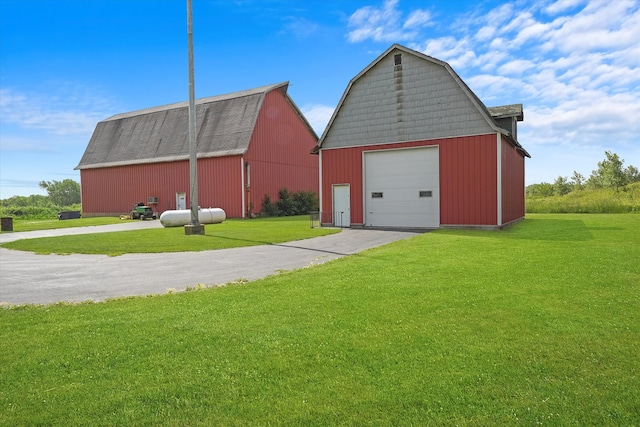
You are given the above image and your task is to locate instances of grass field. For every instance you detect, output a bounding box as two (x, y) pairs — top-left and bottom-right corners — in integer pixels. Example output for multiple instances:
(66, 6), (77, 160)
(1, 214), (638, 425)
(526, 182), (640, 213)
(1, 216), (339, 255)
(0, 216), (123, 232)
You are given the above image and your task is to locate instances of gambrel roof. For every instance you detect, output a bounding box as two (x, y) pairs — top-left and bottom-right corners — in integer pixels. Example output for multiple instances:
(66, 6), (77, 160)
(76, 82), (314, 170)
(315, 44), (529, 158)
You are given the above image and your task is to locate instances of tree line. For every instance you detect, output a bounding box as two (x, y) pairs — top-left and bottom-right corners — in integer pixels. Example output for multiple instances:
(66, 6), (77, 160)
(527, 151), (639, 197)
(0, 179), (81, 219)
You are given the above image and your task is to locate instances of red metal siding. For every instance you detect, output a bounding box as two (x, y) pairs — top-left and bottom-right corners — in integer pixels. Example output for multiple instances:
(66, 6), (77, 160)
(501, 136), (526, 224)
(440, 134), (497, 226)
(320, 134), (499, 227)
(245, 89), (319, 216)
(80, 155), (244, 218)
(198, 156), (244, 218)
(321, 148), (365, 225)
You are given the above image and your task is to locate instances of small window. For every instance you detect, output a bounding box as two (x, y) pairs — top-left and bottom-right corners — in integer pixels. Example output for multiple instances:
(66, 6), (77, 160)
(371, 192), (383, 198)
(394, 54), (402, 65)
(419, 191), (432, 198)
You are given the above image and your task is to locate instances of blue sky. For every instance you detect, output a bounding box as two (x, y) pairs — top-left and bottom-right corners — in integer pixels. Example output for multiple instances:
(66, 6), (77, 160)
(1, 0), (638, 199)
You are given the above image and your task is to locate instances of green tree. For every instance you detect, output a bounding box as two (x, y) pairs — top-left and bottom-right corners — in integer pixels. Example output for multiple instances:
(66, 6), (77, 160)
(526, 182), (554, 197)
(39, 179), (81, 206)
(553, 176), (572, 196)
(570, 171), (585, 190)
(625, 165), (640, 184)
(588, 151), (627, 192)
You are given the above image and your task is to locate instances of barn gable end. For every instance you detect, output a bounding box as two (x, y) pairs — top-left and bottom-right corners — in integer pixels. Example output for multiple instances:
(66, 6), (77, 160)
(244, 88), (320, 216)
(317, 44), (529, 229)
(320, 49), (495, 149)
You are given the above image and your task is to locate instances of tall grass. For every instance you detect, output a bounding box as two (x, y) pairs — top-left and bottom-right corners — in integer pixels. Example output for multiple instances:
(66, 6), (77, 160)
(526, 182), (640, 213)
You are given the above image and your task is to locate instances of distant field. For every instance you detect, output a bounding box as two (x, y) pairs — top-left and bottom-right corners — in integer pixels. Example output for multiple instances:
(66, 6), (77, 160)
(526, 182), (640, 213)
(1, 214), (638, 425)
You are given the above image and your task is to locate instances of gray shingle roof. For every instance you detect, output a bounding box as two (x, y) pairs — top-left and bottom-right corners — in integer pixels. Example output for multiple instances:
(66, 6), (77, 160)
(487, 104), (524, 121)
(76, 82), (289, 170)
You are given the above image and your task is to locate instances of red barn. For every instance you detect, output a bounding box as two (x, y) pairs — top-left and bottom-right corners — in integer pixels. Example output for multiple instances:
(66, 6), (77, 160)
(314, 44), (530, 229)
(76, 82), (318, 218)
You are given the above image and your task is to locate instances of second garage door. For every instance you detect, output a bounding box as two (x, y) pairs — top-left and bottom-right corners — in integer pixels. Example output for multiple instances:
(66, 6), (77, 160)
(364, 146), (439, 228)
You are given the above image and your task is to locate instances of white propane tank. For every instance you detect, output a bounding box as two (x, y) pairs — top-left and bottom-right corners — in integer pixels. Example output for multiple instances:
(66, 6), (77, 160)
(160, 208), (226, 227)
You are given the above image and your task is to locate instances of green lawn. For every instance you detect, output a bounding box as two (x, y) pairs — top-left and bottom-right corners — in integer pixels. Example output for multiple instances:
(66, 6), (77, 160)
(1, 214), (638, 425)
(1, 216), (123, 232)
(1, 216), (339, 256)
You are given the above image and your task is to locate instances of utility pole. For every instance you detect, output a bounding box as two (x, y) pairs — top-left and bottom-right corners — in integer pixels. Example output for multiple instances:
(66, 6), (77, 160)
(185, 0), (204, 235)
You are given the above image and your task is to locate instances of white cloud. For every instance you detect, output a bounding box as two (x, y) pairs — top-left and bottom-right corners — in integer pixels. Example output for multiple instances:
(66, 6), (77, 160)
(347, 0), (401, 42)
(543, 0), (640, 54)
(346, 0), (431, 42)
(498, 59), (536, 76)
(0, 135), (58, 152)
(465, 74), (525, 103)
(418, 36), (477, 69)
(475, 51), (509, 72)
(513, 21), (550, 45)
(522, 91), (640, 147)
(475, 25), (496, 42)
(0, 85), (116, 136)
(403, 9), (432, 29)
(545, 0), (586, 15)
(301, 104), (335, 136)
(485, 3), (516, 26)
(283, 17), (319, 39)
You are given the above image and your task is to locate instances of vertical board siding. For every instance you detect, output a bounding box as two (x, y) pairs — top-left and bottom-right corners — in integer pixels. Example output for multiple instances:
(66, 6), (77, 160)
(440, 134), (498, 225)
(198, 156), (244, 218)
(80, 156), (244, 218)
(320, 134), (498, 227)
(80, 161), (190, 216)
(501, 136), (526, 224)
(245, 89), (319, 216)
(437, 134), (497, 225)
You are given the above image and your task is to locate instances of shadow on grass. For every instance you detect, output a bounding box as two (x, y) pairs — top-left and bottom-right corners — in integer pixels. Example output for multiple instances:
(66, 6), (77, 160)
(506, 219), (594, 241)
(203, 233), (351, 256)
(441, 218), (595, 242)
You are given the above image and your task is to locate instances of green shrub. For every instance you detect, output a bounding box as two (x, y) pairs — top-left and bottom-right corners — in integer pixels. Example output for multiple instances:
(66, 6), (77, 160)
(261, 188), (319, 217)
(0, 206), (61, 220)
(1, 194), (82, 220)
(293, 190), (319, 213)
(276, 188), (295, 216)
(260, 194), (278, 217)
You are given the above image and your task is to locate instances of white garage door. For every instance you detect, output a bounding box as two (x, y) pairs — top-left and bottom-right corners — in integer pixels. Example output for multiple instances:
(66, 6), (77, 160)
(364, 146), (439, 228)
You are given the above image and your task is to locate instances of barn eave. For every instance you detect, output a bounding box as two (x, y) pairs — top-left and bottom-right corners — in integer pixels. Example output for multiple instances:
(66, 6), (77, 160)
(74, 148), (247, 170)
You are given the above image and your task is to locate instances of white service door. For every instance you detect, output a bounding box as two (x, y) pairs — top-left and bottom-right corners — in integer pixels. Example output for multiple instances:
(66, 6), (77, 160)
(176, 192), (187, 210)
(364, 147), (439, 228)
(332, 184), (351, 227)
